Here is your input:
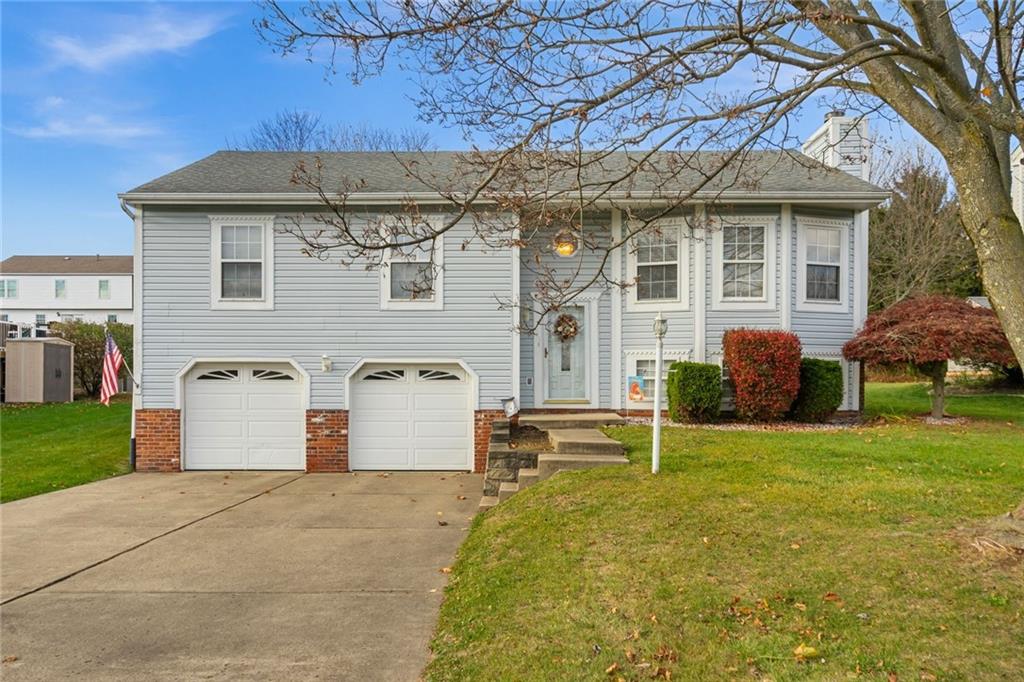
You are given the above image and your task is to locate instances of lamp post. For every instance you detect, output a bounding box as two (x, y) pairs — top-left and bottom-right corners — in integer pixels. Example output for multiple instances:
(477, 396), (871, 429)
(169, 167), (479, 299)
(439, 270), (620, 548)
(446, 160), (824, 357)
(651, 312), (668, 474)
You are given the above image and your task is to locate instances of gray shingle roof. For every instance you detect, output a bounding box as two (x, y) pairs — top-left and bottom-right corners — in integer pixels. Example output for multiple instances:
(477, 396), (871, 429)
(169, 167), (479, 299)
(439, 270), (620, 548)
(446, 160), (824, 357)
(123, 150), (886, 199)
(1, 255), (133, 275)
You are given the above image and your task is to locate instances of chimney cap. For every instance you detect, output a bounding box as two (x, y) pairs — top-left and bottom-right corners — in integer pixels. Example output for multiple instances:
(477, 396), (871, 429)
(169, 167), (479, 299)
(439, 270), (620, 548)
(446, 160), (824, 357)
(825, 109), (847, 120)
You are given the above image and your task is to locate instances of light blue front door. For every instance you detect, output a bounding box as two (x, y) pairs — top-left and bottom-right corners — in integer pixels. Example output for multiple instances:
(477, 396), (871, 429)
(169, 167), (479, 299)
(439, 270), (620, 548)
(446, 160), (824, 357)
(545, 305), (587, 401)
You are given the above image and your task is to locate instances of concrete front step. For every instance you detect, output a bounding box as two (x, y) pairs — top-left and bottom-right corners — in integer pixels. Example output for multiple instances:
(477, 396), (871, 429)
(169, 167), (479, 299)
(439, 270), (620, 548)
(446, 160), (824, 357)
(517, 468), (540, 489)
(478, 495), (500, 512)
(548, 428), (625, 455)
(537, 453), (629, 479)
(498, 481), (520, 502)
(518, 412), (625, 430)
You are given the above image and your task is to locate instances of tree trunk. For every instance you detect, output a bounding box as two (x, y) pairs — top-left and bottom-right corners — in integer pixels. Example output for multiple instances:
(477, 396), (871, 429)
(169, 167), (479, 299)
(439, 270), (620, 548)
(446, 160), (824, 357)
(943, 123), (1024, 369)
(930, 361), (947, 419)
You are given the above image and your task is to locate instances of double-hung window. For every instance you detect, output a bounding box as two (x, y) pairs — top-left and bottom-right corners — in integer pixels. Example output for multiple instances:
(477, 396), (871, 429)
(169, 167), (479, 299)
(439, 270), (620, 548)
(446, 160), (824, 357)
(711, 216), (776, 310)
(0, 279), (16, 299)
(380, 216), (444, 310)
(98, 279), (111, 300)
(210, 216), (275, 310)
(627, 219), (688, 311)
(796, 216), (848, 311)
(55, 279), (67, 299)
(35, 314), (46, 327)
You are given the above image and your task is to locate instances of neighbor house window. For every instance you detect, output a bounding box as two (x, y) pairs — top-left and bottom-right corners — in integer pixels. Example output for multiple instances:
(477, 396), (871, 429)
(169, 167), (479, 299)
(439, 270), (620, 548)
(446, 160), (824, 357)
(0, 280), (17, 298)
(107, 314), (118, 323)
(796, 216), (848, 311)
(35, 314), (46, 327)
(210, 216), (275, 310)
(98, 279), (110, 300)
(627, 219), (689, 311)
(380, 216), (444, 310)
(55, 279), (67, 299)
(721, 225), (766, 299)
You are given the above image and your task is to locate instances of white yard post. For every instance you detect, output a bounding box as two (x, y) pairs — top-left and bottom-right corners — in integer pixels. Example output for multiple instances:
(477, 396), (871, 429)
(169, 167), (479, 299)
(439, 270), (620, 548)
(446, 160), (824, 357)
(652, 312), (668, 474)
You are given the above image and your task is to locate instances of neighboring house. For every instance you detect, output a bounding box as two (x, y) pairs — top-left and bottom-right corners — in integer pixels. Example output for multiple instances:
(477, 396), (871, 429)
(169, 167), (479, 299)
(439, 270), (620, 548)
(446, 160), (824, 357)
(0, 255), (134, 334)
(119, 114), (887, 474)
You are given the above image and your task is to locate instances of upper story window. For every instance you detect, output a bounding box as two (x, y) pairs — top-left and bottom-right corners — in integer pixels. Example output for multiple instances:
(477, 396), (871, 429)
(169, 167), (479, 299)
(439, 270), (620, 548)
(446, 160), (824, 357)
(380, 216), (444, 311)
(55, 279), (67, 299)
(710, 216), (776, 311)
(98, 279), (111, 300)
(0, 279), (17, 299)
(626, 219), (689, 311)
(35, 314), (46, 327)
(796, 216), (848, 311)
(209, 216), (275, 310)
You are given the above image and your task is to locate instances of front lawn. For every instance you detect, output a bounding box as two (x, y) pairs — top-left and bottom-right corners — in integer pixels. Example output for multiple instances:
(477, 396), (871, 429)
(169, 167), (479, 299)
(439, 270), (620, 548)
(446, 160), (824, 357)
(428, 385), (1024, 680)
(1, 398), (132, 502)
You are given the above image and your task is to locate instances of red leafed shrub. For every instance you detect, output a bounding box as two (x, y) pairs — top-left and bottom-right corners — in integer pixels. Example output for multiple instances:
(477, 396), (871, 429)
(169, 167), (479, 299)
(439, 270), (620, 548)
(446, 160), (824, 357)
(843, 295), (1015, 417)
(723, 329), (802, 421)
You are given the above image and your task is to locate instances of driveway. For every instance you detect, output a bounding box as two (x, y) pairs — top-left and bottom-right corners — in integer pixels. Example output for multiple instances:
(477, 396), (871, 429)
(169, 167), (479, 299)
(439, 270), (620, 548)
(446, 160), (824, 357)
(1, 471), (481, 681)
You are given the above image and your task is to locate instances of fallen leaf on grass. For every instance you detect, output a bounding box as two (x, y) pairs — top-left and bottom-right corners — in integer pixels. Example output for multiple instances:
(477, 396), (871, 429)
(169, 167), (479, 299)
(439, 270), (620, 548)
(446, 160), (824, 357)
(920, 672), (937, 681)
(649, 613), (658, 623)
(793, 643), (818, 661)
(652, 666), (672, 679)
(823, 591), (843, 603)
(2, 656), (17, 664)
(794, 602), (807, 611)
(790, 543), (801, 550)
(605, 662), (620, 675)
(438, 520), (449, 526)
(625, 648), (637, 663)
(654, 645), (677, 663)
(887, 673), (898, 682)
(439, 567), (452, 574)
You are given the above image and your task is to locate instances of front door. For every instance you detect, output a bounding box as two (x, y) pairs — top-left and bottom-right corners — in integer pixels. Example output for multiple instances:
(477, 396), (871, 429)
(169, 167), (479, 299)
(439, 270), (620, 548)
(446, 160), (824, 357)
(545, 305), (588, 402)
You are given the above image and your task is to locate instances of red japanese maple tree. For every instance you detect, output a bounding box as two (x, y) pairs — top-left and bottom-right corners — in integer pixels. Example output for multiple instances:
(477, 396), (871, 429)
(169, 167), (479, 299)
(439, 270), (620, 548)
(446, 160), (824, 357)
(844, 296), (1016, 418)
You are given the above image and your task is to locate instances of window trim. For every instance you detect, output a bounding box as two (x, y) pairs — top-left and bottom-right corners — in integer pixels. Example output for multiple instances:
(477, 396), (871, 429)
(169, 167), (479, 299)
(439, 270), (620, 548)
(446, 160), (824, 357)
(209, 215), (276, 311)
(98, 279), (111, 300)
(379, 215), (445, 311)
(0, 279), (17, 299)
(623, 349), (692, 407)
(626, 218), (690, 312)
(54, 279), (67, 300)
(710, 215), (777, 311)
(795, 216), (849, 312)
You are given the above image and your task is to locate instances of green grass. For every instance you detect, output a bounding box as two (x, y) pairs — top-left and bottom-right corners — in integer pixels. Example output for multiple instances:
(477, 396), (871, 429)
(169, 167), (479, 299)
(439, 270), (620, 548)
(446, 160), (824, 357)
(427, 385), (1024, 681)
(864, 381), (1024, 426)
(1, 398), (132, 502)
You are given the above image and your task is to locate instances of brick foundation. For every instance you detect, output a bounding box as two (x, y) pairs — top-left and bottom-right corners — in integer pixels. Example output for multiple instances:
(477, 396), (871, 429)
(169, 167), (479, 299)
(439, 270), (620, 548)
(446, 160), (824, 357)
(473, 410), (504, 473)
(135, 409), (181, 472)
(306, 410), (349, 472)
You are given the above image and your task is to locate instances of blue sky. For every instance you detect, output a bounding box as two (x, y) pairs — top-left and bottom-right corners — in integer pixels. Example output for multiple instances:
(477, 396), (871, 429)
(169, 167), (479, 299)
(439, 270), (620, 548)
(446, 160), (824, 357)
(2, 2), (919, 259)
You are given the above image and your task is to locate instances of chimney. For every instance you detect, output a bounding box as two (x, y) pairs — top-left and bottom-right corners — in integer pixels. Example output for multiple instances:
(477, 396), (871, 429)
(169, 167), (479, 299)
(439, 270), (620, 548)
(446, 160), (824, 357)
(801, 111), (870, 181)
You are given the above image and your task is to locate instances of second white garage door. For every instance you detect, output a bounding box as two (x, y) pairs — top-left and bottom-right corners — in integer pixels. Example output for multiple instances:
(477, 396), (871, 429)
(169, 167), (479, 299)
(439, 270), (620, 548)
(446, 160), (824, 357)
(349, 364), (473, 470)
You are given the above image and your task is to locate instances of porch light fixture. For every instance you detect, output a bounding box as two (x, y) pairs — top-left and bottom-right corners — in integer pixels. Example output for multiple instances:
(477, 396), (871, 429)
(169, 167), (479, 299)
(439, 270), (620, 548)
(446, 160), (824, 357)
(651, 312), (668, 475)
(553, 228), (578, 257)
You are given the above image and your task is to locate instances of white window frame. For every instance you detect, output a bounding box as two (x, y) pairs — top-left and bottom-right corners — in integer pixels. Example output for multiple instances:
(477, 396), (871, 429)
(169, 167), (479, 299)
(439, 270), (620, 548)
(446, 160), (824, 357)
(626, 218), (690, 312)
(379, 215), (445, 311)
(624, 349), (692, 408)
(98, 279), (111, 300)
(35, 313), (47, 327)
(710, 215), (777, 311)
(209, 215), (275, 311)
(107, 314), (118, 323)
(55, 279), (67, 299)
(795, 216), (849, 312)
(0, 279), (17, 299)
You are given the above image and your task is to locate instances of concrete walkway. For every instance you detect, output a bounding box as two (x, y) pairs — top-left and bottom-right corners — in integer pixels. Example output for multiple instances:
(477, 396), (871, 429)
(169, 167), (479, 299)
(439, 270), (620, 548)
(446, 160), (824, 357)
(1, 471), (480, 681)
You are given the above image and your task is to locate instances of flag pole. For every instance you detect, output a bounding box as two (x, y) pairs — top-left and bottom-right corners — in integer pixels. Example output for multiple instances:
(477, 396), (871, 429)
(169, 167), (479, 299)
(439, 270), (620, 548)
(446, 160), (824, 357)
(105, 325), (138, 470)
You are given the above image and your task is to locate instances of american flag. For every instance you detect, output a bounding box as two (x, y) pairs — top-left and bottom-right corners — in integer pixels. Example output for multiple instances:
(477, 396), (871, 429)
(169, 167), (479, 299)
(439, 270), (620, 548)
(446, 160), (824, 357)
(100, 332), (124, 406)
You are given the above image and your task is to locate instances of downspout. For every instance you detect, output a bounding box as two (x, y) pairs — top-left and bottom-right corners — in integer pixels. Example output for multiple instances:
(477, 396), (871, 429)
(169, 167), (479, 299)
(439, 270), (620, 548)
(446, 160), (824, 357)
(120, 199), (138, 470)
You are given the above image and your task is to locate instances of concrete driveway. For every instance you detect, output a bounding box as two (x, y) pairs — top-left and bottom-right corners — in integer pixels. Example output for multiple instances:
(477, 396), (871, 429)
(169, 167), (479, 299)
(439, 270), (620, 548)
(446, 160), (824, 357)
(1, 471), (480, 681)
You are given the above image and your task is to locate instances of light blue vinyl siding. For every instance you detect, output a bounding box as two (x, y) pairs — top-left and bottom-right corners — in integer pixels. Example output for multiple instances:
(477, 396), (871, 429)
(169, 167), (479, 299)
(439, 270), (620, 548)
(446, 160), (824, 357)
(141, 207), (513, 410)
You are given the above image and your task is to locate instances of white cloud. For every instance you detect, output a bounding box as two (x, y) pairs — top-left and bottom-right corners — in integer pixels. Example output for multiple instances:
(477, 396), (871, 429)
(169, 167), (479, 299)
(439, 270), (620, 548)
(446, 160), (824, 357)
(8, 113), (159, 144)
(44, 7), (224, 71)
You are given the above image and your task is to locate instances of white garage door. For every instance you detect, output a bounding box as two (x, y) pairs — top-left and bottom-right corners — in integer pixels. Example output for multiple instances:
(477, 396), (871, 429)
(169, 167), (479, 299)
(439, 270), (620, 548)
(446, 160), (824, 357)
(349, 364), (472, 470)
(184, 363), (305, 470)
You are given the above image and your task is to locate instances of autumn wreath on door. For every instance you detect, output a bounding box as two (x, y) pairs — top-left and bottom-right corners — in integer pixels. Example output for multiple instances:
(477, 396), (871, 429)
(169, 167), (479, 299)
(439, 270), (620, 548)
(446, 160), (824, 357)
(553, 313), (581, 342)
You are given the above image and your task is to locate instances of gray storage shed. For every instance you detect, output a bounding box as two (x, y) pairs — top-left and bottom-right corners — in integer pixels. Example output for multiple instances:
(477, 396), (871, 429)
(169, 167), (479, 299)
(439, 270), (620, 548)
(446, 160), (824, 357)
(3, 338), (74, 403)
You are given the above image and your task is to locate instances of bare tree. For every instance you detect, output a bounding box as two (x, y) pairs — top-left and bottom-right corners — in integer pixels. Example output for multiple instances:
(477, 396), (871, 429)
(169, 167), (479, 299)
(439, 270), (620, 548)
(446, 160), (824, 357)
(869, 149), (980, 310)
(229, 109), (434, 151)
(256, 1), (1024, 368)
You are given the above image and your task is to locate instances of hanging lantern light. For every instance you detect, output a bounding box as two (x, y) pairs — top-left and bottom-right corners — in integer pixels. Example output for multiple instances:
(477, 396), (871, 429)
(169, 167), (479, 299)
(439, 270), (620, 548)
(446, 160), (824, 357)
(553, 228), (578, 257)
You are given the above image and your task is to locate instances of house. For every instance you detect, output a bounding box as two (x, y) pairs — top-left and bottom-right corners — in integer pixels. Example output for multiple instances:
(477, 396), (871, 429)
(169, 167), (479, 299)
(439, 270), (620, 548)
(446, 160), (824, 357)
(119, 114), (887, 474)
(0, 255), (134, 335)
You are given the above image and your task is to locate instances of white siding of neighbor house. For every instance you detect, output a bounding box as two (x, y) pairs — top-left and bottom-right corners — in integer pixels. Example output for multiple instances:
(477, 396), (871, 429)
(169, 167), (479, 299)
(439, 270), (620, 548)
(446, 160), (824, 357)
(1, 274), (133, 327)
(140, 207), (513, 410)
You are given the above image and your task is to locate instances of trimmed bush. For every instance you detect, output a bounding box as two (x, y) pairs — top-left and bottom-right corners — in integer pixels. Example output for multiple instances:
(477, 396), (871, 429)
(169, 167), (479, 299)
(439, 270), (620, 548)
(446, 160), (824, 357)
(666, 361), (722, 423)
(790, 358), (843, 422)
(722, 328), (802, 421)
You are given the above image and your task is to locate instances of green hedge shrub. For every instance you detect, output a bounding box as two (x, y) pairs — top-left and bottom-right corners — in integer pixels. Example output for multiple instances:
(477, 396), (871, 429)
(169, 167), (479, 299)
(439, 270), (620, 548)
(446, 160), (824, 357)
(666, 361), (722, 423)
(790, 358), (844, 422)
